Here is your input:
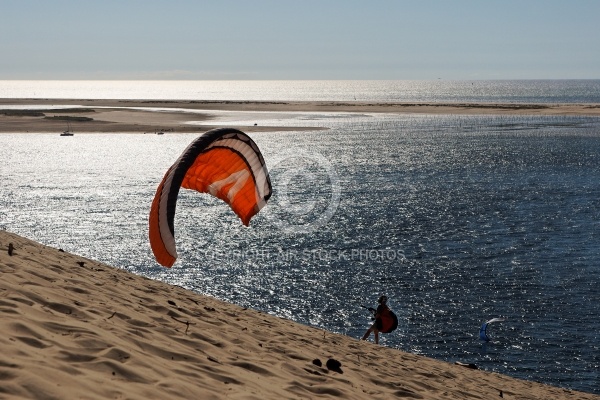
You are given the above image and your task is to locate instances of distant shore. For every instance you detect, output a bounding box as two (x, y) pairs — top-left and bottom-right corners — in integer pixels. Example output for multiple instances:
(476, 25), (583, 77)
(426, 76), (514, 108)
(1, 98), (599, 134)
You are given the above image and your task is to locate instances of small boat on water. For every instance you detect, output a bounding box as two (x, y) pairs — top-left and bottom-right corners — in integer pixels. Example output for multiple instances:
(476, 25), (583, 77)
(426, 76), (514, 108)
(60, 122), (74, 136)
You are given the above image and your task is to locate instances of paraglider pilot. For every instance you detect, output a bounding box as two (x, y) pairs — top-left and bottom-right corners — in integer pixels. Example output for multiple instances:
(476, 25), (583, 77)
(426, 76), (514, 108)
(361, 295), (393, 344)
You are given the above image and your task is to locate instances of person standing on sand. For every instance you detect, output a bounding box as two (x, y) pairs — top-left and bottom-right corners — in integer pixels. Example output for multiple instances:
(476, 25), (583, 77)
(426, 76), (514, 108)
(361, 295), (397, 344)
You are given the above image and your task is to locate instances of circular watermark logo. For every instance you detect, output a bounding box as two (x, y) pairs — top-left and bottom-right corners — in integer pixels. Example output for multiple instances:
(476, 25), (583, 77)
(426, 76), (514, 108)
(265, 150), (341, 234)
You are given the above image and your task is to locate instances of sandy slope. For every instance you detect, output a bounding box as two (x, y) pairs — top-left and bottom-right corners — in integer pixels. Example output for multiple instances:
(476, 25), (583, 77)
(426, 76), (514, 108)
(1, 230), (597, 399)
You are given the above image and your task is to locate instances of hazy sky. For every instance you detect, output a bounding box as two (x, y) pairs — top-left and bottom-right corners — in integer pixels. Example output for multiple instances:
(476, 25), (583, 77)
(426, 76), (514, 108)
(2, 0), (599, 80)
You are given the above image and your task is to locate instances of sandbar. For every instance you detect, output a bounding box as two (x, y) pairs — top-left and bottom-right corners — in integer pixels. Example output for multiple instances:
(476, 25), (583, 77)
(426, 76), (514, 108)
(1, 98), (599, 134)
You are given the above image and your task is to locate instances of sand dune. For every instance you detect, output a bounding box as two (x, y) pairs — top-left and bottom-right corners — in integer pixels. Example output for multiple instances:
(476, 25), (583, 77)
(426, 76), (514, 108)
(1, 230), (597, 399)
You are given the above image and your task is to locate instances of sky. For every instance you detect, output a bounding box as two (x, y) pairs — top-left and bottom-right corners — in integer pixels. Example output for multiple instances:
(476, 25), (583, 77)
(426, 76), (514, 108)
(1, 0), (599, 80)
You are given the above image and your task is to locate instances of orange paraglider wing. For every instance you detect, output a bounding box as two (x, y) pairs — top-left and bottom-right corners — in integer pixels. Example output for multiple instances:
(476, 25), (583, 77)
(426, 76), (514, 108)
(149, 128), (272, 267)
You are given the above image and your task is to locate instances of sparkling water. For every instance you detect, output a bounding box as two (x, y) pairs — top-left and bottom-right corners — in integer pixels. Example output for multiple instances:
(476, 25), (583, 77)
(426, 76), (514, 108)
(1, 82), (599, 394)
(2, 79), (600, 102)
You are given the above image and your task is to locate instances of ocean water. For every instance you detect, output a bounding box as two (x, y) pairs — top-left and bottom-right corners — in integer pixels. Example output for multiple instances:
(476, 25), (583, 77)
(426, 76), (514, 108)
(2, 79), (600, 103)
(1, 81), (600, 394)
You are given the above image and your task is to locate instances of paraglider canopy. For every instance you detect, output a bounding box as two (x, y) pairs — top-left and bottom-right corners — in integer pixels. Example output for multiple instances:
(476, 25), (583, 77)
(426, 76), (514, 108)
(479, 317), (505, 342)
(149, 128), (272, 267)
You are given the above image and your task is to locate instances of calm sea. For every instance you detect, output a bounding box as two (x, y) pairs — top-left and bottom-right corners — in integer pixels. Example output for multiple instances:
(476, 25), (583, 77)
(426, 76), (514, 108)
(1, 81), (599, 394)
(2, 79), (600, 103)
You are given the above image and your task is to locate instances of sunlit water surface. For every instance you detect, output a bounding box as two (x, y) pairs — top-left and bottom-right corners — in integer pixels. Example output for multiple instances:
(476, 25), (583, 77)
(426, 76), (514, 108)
(2, 79), (600, 102)
(2, 112), (600, 394)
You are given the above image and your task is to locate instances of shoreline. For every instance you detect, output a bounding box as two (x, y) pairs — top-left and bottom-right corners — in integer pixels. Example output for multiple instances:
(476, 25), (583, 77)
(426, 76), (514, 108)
(1, 98), (600, 134)
(1, 229), (598, 399)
